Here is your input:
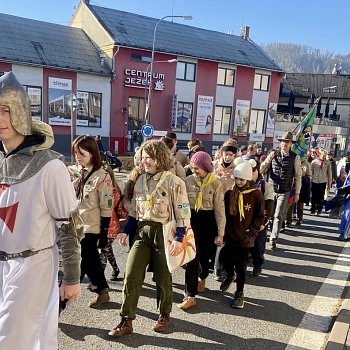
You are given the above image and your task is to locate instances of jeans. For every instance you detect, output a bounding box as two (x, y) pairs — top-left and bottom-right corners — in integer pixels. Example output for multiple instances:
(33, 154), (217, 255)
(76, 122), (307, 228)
(271, 192), (290, 241)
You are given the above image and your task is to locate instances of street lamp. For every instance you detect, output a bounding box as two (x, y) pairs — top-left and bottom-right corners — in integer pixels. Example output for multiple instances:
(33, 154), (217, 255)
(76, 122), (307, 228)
(144, 59), (177, 123)
(146, 15), (192, 125)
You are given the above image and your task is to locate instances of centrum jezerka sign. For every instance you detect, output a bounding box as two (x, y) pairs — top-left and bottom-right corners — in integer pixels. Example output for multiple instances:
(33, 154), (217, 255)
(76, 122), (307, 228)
(124, 68), (165, 91)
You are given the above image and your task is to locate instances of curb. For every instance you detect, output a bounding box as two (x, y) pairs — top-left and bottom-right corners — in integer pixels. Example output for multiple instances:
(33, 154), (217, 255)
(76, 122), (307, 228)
(325, 282), (350, 350)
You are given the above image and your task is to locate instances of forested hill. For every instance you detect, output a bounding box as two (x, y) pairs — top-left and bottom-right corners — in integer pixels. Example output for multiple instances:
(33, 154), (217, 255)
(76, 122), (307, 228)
(261, 43), (350, 74)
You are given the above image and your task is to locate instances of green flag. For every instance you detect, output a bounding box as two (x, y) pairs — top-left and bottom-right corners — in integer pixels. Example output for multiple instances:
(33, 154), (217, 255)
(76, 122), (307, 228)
(291, 103), (317, 161)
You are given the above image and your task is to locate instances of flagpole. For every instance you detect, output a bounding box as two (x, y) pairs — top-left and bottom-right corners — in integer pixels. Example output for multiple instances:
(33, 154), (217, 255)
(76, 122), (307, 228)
(290, 97), (321, 134)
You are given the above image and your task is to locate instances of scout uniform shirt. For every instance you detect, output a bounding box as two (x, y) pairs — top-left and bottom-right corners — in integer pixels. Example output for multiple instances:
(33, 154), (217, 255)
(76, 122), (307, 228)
(75, 166), (114, 234)
(185, 173), (226, 237)
(213, 158), (235, 193)
(130, 171), (191, 227)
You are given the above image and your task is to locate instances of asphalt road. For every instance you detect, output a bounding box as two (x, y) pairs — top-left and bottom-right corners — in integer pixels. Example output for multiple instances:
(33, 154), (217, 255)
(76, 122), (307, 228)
(58, 210), (350, 350)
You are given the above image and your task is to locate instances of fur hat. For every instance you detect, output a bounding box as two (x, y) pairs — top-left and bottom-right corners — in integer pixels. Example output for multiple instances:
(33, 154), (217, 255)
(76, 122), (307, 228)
(233, 157), (256, 180)
(190, 151), (213, 173)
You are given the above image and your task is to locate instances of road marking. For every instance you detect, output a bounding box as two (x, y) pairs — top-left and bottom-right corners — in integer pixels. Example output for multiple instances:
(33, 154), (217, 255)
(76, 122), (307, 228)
(285, 240), (350, 350)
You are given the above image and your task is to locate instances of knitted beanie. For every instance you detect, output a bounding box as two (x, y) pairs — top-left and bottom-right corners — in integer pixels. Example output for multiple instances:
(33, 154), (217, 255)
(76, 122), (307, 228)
(233, 157), (256, 180)
(191, 151), (214, 173)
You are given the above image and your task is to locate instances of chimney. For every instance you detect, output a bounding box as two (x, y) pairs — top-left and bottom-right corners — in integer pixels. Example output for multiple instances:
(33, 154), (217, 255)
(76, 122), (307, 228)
(240, 26), (250, 40)
(99, 52), (105, 66)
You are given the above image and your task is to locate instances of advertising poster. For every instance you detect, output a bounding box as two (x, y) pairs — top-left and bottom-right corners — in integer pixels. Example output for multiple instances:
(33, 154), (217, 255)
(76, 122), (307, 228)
(266, 102), (277, 137)
(27, 87), (42, 121)
(76, 91), (89, 126)
(195, 95), (213, 134)
(48, 77), (72, 126)
(233, 99), (250, 135)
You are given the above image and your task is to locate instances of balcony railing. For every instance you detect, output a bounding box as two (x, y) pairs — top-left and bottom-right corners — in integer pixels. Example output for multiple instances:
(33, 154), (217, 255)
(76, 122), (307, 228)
(276, 113), (349, 128)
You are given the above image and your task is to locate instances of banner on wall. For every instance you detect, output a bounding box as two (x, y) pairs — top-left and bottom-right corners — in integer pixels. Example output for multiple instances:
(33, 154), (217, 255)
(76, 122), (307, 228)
(195, 95), (213, 134)
(233, 99), (250, 136)
(48, 77), (72, 126)
(266, 102), (277, 137)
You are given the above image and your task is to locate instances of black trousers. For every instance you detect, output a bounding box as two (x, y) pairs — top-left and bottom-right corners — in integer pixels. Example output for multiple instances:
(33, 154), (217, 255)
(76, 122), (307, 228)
(311, 182), (327, 213)
(223, 244), (249, 293)
(184, 210), (217, 297)
(80, 233), (109, 292)
(249, 228), (267, 269)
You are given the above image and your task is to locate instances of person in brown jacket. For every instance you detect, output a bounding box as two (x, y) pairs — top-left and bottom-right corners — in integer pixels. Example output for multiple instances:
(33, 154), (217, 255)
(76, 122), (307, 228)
(219, 157), (265, 309)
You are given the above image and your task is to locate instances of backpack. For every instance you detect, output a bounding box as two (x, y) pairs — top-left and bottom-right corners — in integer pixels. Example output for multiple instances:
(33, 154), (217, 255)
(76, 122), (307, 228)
(108, 188), (128, 239)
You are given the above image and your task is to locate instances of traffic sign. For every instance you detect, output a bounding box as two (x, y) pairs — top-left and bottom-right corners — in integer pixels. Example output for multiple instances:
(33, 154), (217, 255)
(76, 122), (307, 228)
(141, 124), (154, 138)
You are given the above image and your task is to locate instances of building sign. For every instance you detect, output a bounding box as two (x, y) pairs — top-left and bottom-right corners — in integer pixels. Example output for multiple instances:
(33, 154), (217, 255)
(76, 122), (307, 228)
(76, 91), (102, 127)
(233, 99), (250, 136)
(124, 68), (165, 90)
(314, 133), (334, 152)
(266, 102), (277, 137)
(48, 77), (72, 126)
(171, 95), (178, 128)
(195, 95), (213, 134)
(249, 133), (265, 142)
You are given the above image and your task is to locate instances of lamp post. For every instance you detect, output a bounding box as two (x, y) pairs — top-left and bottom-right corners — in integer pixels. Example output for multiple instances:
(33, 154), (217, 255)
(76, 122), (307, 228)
(144, 59), (177, 124)
(146, 15), (192, 125)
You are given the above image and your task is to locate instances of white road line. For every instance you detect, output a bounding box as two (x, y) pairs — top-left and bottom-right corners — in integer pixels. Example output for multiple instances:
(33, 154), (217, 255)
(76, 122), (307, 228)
(285, 240), (350, 350)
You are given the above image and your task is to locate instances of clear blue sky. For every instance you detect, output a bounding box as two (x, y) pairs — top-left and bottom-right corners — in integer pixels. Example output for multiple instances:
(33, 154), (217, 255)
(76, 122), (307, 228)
(1, 0), (349, 55)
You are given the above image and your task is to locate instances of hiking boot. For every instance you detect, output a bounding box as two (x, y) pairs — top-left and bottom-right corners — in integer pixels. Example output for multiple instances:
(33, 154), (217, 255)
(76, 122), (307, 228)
(197, 279), (206, 293)
(269, 238), (277, 250)
(153, 314), (170, 333)
(252, 267), (262, 277)
(177, 296), (196, 310)
(89, 288), (110, 308)
(110, 269), (120, 281)
(220, 277), (233, 292)
(108, 317), (133, 337)
(231, 291), (244, 309)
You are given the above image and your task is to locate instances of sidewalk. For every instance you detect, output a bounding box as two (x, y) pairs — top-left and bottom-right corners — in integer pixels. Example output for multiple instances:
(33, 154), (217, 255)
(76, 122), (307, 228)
(325, 280), (350, 350)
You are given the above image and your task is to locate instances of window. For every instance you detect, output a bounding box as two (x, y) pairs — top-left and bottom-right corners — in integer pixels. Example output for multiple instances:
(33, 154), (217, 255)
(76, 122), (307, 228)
(217, 68), (235, 87)
(128, 97), (146, 131)
(173, 102), (193, 133)
(76, 91), (102, 127)
(176, 61), (196, 81)
(249, 109), (265, 133)
(131, 54), (152, 63)
(253, 73), (270, 91)
(213, 106), (231, 135)
(24, 85), (42, 121)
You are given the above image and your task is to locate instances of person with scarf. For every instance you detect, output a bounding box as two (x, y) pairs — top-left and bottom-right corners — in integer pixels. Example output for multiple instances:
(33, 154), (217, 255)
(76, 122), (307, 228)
(177, 151), (225, 310)
(310, 149), (332, 215)
(213, 144), (238, 193)
(219, 157), (264, 309)
(72, 135), (114, 308)
(0, 72), (81, 350)
(109, 140), (190, 337)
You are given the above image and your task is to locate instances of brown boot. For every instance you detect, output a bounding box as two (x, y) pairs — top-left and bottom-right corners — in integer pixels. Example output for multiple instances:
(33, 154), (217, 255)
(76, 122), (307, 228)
(152, 314), (170, 333)
(89, 288), (110, 308)
(108, 317), (133, 338)
(197, 279), (206, 293)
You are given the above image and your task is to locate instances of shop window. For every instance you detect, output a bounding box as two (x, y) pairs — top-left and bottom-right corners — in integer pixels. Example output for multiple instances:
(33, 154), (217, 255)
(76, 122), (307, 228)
(76, 91), (102, 127)
(213, 106), (231, 135)
(176, 61), (196, 81)
(217, 68), (235, 87)
(249, 109), (265, 133)
(24, 85), (42, 121)
(254, 73), (270, 91)
(128, 97), (146, 131)
(173, 101), (193, 133)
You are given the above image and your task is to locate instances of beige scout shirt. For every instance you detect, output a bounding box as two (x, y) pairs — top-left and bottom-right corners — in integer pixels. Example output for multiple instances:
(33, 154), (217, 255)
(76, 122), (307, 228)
(185, 174), (226, 237)
(75, 166), (114, 234)
(213, 158), (235, 193)
(130, 171), (191, 227)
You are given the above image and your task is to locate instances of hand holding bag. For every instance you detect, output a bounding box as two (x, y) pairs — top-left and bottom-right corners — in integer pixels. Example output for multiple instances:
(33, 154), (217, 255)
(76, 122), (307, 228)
(162, 208), (196, 273)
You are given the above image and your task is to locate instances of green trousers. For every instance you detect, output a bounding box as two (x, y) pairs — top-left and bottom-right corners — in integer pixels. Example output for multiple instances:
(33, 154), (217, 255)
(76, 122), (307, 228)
(120, 221), (173, 319)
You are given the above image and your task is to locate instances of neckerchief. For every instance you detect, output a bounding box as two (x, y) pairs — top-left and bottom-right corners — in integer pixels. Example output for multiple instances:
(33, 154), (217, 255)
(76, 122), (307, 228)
(238, 188), (257, 221)
(317, 157), (324, 169)
(194, 173), (217, 212)
(144, 171), (172, 209)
